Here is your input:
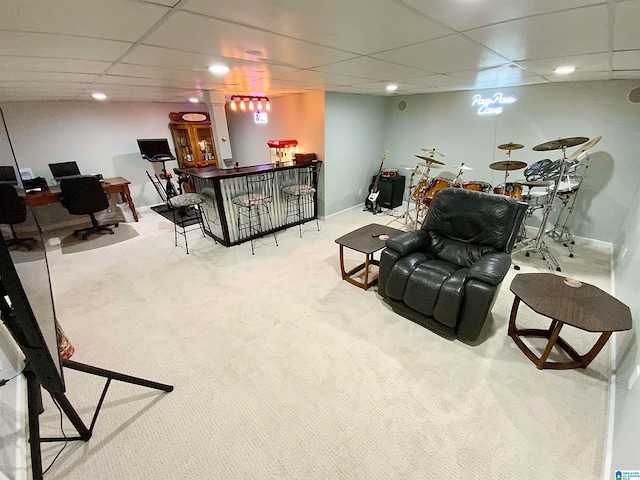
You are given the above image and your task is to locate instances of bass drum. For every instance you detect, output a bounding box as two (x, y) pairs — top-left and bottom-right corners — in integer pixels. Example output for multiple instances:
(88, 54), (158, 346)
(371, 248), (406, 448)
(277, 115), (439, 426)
(424, 177), (452, 205)
(493, 183), (522, 201)
(411, 179), (428, 200)
(462, 181), (492, 192)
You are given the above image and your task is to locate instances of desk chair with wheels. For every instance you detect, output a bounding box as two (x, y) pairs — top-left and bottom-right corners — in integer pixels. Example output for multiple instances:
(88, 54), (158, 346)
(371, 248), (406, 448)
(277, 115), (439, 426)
(283, 163), (320, 237)
(59, 175), (119, 240)
(0, 184), (36, 249)
(146, 171), (208, 254)
(232, 172), (278, 255)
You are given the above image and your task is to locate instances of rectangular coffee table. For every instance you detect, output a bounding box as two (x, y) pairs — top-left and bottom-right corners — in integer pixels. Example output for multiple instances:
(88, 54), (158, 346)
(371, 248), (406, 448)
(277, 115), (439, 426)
(335, 223), (404, 290)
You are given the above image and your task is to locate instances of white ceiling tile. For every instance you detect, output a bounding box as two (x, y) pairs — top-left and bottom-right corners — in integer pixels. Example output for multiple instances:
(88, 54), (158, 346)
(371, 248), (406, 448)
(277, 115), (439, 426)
(0, 56), (112, 75)
(517, 53), (611, 76)
(544, 71), (611, 82)
(611, 70), (640, 79)
(0, 32), (132, 61)
(140, 0), (180, 6)
(313, 57), (429, 81)
(108, 63), (228, 85)
(0, 0), (168, 42)
(465, 5), (609, 60)
(401, 0), (604, 32)
(272, 70), (374, 87)
(373, 35), (508, 73)
(96, 75), (218, 90)
(614, 1), (640, 50)
(184, 0), (451, 54)
(401, 74), (471, 88)
(613, 50), (640, 70)
(143, 11), (357, 68)
(0, 71), (98, 83)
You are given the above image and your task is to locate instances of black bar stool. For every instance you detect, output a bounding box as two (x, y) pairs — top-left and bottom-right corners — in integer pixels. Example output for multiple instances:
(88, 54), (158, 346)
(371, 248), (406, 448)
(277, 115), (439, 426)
(283, 163), (320, 237)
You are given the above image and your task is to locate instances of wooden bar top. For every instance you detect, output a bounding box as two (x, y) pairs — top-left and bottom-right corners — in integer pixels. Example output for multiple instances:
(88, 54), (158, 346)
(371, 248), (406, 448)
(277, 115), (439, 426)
(177, 160), (321, 180)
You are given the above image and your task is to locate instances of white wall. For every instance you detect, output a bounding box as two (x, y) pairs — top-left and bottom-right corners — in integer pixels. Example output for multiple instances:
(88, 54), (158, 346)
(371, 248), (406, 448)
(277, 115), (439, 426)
(324, 93), (386, 216)
(226, 91), (325, 168)
(382, 80), (640, 244)
(0, 100), (207, 215)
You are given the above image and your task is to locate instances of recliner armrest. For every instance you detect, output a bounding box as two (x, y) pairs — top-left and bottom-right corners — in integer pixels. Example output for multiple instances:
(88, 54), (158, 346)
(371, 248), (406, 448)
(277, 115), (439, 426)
(385, 230), (429, 256)
(467, 252), (512, 286)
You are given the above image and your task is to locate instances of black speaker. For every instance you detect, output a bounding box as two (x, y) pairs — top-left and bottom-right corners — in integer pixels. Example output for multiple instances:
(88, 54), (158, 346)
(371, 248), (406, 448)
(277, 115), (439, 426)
(372, 175), (405, 208)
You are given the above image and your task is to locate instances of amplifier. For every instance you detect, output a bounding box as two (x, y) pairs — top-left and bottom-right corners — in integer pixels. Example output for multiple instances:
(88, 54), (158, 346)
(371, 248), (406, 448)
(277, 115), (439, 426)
(372, 175), (405, 209)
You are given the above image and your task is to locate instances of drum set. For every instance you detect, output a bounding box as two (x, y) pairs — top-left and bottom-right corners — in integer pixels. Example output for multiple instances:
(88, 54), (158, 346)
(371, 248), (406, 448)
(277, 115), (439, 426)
(402, 135), (602, 271)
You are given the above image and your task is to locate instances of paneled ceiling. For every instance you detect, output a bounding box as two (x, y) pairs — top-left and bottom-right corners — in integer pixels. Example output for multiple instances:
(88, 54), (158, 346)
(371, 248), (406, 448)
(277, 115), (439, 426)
(1, 0), (638, 103)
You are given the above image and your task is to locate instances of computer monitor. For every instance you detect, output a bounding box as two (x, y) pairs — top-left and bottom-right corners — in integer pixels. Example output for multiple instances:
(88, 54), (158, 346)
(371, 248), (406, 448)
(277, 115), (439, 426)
(49, 161), (81, 181)
(0, 165), (18, 186)
(136, 138), (175, 161)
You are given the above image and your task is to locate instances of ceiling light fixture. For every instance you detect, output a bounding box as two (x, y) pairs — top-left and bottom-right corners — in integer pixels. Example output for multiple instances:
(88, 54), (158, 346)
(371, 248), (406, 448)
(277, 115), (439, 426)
(92, 92), (106, 100)
(208, 64), (230, 74)
(229, 95), (270, 113)
(554, 65), (576, 74)
(386, 84), (398, 92)
(189, 97), (199, 103)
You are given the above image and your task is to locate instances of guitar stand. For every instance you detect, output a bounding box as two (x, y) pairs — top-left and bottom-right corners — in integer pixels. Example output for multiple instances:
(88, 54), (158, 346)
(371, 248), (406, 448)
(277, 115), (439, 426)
(26, 359), (173, 480)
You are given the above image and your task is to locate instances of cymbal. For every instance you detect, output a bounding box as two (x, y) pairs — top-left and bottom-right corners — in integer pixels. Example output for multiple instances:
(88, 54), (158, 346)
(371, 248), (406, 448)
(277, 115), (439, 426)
(497, 142), (524, 151)
(532, 136), (589, 151)
(489, 160), (527, 171)
(415, 155), (445, 165)
(514, 179), (552, 187)
(421, 148), (445, 157)
(567, 135), (602, 161)
(451, 164), (474, 171)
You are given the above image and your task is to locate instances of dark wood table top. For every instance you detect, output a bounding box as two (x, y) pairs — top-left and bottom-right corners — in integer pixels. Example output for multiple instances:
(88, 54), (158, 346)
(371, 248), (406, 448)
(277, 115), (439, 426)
(510, 273), (632, 333)
(335, 223), (404, 255)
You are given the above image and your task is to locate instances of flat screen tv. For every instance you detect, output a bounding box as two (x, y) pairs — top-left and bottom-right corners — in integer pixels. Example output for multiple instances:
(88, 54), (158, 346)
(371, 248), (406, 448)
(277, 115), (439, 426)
(0, 236), (65, 394)
(136, 138), (175, 161)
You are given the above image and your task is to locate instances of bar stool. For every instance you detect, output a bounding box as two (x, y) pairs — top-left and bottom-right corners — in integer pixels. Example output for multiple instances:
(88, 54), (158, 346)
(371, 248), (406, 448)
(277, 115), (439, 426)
(283, 163), (320, 237)
(231, 172), (278, 255)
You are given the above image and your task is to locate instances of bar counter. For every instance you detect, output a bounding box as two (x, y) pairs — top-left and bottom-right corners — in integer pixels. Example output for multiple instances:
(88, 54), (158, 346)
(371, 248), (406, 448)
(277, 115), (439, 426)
(177, 160), (321, 246)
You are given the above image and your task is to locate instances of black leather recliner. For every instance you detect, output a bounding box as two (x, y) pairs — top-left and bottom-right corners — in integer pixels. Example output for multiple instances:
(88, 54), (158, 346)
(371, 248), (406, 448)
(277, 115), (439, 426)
(378, 187), (527, 343)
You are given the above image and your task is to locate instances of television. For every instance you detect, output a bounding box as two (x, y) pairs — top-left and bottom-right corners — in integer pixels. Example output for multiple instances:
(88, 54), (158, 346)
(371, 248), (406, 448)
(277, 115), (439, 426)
(49, 161), (81, 181)
(136, 138), (175, 161)
(0, 233), (65, 394)
(0, 165), (19, 186)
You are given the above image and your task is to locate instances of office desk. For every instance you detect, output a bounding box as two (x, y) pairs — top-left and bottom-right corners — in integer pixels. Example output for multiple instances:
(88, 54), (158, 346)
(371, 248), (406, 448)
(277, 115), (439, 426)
(21, 177), (139, 222)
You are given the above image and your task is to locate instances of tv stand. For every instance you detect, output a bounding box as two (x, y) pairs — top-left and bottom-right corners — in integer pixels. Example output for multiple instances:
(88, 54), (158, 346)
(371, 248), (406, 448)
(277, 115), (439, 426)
(25, 359), (173, 479)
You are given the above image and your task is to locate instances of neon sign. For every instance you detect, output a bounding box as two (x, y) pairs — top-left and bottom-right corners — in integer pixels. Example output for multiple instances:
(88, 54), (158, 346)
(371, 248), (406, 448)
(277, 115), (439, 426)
(471, 92), (518, 115)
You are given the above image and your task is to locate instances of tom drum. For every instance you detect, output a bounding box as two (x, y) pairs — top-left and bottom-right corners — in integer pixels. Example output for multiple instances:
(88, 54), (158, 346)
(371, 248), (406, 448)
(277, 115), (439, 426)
(493, 183), (522, 201)
(521, 191), (549, 209)
(462, 181), (492, 193)
(424, 177), (452, 205)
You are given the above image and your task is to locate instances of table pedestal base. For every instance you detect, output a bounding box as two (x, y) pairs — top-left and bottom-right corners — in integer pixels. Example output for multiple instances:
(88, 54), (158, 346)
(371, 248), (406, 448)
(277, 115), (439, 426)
(508, 297), (612, 370)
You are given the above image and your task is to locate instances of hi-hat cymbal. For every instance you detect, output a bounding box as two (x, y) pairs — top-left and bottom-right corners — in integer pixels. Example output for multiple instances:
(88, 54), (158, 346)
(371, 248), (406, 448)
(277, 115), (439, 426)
(567, 135), (602, 161)
(402, 166), (421, 173)
(497, 142), (524, 151)
(532, 136), (589, 151)
(415, 154), (445, 165)
(489, 160), (527, 171)
(421, 148), (445, 157)
(514, 179), (552, 187)
(451, 164), (474, 171)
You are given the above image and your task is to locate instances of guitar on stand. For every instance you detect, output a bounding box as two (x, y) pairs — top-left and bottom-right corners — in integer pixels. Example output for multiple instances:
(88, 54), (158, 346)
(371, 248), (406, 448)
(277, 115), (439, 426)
(365, 151), (388, 214)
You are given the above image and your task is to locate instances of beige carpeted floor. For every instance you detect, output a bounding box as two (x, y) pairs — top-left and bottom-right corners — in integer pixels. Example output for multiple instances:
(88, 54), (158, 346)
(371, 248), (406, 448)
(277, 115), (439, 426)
(35, 205), (612, 480)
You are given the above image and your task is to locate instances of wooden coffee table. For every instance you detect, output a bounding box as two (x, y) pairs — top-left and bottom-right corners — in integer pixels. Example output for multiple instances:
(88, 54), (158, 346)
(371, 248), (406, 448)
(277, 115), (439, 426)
(508, 273), (632, 370)
(335, 223), (404, 290)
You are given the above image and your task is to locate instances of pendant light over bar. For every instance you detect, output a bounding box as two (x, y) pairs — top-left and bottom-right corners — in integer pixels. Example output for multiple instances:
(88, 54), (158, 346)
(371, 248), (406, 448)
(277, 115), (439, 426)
(229, 95), (270, 112)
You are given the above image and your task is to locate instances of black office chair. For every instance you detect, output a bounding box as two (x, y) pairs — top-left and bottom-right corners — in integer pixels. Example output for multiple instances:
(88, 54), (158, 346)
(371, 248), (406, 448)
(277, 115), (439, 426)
(0, 184), (36, 249)
(59, 175), (119, 240)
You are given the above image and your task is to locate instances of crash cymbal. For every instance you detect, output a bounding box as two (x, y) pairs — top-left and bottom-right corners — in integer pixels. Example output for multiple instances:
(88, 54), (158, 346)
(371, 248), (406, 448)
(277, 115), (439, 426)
(567, 135), (602, 161)
(415, 154), (445, 165)
(532, 136), (589, 151)
(489, 160), (527, 171)
(451, 164), (474, 171)
(514, 179), (552, 187)
(420, 148), (445, 157)
(497, 142), (524, 151)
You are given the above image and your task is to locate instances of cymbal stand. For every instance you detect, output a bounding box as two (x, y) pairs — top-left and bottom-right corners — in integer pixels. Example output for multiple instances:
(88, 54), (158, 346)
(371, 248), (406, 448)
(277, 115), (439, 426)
(407, 163), (432, 230)
(452, 163), (466, 186)
(514, 149), (571, 272)
(546, 157), (590, 258)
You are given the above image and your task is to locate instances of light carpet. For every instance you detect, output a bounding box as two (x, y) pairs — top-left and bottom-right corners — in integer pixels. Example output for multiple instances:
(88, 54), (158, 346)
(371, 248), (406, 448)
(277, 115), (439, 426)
(35, 206), (612, 480)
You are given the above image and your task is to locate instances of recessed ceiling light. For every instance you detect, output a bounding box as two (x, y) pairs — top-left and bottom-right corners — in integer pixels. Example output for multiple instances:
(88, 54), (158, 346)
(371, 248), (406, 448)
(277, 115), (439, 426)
(386, 84), (398, 92)
(92, 92), (106, 100)
(554, 65), (576, 74)
(189, 97), (199, 103)
(208, 64), (230, 74)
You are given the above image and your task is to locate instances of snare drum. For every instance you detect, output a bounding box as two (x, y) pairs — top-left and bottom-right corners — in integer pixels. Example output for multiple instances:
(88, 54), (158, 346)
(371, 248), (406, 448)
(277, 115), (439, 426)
(493, 183), (522, 201)
(556, 176), (582, 196)
(462, 181), (492, 193)
(381, 168), (399, 177)
(424, 177), (452, 205)
(521, 191), (549, 208)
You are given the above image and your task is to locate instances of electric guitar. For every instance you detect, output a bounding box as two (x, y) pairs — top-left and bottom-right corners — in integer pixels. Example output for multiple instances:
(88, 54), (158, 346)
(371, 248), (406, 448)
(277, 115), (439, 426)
(365, 151), (388, 213)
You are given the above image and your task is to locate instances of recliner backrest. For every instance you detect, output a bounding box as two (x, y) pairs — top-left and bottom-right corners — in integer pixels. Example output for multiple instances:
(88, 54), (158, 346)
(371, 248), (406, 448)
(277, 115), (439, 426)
(423, 188), (526, 254)
(59, 175), (109, 216)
